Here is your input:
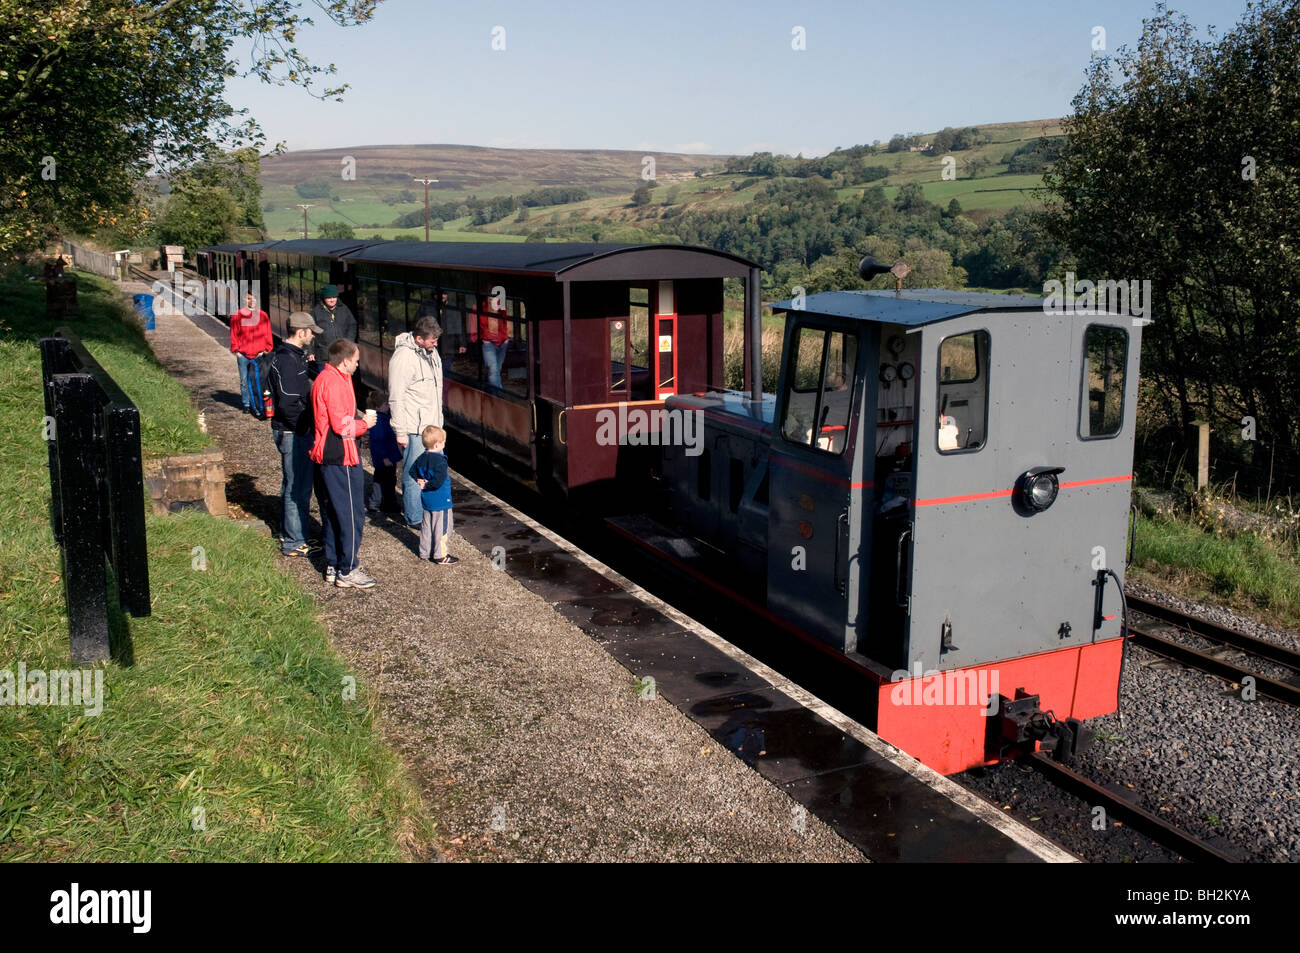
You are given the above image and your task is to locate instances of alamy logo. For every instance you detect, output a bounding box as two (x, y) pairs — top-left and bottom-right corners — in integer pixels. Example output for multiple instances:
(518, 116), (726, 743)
(889, 662), (999, 716)
(1041, 272), (1152, 325)
(0, 664), (102, 716)
(594, 403), (704, 457)
(150, 277), (261, 318)
(50, 883), (151, 933)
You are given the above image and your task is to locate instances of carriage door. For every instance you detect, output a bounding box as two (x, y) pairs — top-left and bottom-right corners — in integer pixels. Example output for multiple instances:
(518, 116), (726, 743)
(653, 280), (677, 399)
(766, 321), (871, 653)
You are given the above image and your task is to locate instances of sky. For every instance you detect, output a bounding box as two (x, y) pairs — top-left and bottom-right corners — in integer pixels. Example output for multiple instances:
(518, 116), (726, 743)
(222, 0), (1257, 158)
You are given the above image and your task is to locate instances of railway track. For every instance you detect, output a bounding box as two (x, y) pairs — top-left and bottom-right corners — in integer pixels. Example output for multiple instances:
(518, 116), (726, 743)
(1025, 753), (1240, 863)
(1123, 594), (1300, 707)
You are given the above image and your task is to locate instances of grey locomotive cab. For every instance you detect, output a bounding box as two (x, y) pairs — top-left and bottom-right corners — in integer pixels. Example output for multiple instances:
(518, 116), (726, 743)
(635, 257), (1141, 773)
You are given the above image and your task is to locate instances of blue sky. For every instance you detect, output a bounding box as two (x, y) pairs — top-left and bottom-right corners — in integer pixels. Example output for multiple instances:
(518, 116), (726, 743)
(223, 0), (1255, 157)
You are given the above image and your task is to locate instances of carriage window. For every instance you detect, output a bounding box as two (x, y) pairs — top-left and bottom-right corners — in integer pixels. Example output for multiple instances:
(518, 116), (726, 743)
(1080, 325), (1127, 438)
(356, 276), (379, 349)
(780, 326), (858, 455)
(937, 330), (990, 454)
(629, 288), (651, 401)
(379, 280), (405, 353)
(610, 318), (628, 392)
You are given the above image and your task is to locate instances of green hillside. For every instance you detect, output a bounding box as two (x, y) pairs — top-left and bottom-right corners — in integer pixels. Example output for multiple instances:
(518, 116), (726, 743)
(257, 120), (1063, 241)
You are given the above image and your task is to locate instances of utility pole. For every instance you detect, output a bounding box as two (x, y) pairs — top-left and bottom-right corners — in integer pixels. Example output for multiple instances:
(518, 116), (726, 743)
(296, 204), (314, 239)
(412, 177), (438, 241)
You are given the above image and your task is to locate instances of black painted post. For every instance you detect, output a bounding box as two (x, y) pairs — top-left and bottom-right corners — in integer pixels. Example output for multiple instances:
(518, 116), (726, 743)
(53, 374), (111, 663)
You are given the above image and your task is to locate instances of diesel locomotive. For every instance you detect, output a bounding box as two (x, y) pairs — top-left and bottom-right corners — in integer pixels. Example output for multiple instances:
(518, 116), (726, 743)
(196, 239), (1140, 775)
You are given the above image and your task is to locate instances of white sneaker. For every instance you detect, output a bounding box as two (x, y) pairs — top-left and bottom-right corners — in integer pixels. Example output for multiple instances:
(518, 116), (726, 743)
(324, 566), (336, 584)
(335, 566), (376, 589)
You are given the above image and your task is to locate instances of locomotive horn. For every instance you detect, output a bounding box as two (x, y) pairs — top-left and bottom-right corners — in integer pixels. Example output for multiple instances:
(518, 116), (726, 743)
(858, 256), (892, 281)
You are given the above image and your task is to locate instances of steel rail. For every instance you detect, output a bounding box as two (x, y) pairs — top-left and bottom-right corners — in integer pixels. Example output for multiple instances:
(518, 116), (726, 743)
(1126, 622), (1300, 707)
(1026, 753), (1239, 864)
(1125, 594), (1300, 672)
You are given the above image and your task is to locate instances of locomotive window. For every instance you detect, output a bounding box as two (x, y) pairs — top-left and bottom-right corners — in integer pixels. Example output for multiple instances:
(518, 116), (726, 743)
(780, 326), (858, 455)
(1080, 325), (1127, 439)
(936, 330), (990, 454)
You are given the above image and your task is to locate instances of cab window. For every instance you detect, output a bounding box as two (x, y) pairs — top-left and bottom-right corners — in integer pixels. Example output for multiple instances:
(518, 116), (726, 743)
(1080, 325), (1127, 438)
(781, 325), (858, 455)
(936, 330), (990, 453)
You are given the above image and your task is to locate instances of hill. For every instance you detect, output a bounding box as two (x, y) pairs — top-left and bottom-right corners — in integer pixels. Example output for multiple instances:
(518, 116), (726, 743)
(259, 143), (729, 240)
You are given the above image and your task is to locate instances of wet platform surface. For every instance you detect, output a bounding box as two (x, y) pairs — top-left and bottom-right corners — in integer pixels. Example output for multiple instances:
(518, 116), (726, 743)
(453, 490), (1053, 863)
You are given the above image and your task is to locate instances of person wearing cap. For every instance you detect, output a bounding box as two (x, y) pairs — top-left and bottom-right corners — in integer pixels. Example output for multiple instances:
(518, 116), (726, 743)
(310, 283), (357, 366)
(270, 311), (324, 558)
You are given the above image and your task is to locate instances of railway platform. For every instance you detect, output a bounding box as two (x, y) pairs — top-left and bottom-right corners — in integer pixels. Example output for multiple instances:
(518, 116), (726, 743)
(122, 273), (1074, 862)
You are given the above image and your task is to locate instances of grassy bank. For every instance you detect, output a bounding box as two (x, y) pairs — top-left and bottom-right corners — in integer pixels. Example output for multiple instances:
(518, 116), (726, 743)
(1130, 506), (1300, 630)
(0, 270), (433, 860)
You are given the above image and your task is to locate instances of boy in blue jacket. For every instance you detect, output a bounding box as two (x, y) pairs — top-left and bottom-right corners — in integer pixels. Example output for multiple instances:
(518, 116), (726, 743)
(408, 425), (458, 564)
(365, 390), (402, 515)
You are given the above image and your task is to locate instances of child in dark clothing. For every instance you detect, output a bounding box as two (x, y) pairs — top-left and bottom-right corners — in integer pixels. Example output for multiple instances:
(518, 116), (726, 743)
(408, 425), (458, 564)
(365, 390), (402, 515)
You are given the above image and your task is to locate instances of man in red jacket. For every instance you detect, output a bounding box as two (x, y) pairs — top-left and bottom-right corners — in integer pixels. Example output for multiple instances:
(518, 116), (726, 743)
(310, 339), (377, 588)
(230, 292), (273, 414)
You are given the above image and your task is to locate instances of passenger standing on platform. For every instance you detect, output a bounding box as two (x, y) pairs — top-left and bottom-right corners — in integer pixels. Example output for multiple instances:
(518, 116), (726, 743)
(388, 315), (444, 531)
(310, 339), (377, 589)
(269, 311), (324, 558)
(365, 390), (402, 515)
(310, 284), (357, 366)
(409, 425), (458, 565)
(230, 292), (272, 413)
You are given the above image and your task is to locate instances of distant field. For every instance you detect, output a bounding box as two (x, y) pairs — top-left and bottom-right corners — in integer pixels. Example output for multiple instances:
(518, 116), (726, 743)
(252, 118), (1065, 240)
(871, 173), (1048, 211)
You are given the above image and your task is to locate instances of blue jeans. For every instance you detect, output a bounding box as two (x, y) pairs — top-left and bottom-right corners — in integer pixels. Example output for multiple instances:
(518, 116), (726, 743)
(401, 436), (425, 527)
(320, 464), (365, 575)
(482, 339), (508, 389)
(236, 353), (254, 408)
(273, 429), (314, 552)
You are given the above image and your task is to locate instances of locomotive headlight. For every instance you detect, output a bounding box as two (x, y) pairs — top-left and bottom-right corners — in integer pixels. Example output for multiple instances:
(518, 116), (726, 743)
(1015, 466), (1065, 514)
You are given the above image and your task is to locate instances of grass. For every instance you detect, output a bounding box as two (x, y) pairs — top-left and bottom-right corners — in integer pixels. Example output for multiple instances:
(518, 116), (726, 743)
(0, 269), (433, 860)
(1130, 510), (1300, 630)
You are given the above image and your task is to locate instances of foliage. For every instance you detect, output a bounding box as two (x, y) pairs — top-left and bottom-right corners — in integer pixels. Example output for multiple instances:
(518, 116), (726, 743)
(1044, 0), (1300, 485)
(0, 0), (380, 261)
(317, 221), (355, 239)
(631, 184), (652, 206)
(156, 147), (264, 248)
(294, 180), (334, 199)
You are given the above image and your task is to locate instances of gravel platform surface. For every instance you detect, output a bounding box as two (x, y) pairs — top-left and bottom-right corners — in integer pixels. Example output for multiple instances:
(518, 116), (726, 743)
(131, 281), (864, 862)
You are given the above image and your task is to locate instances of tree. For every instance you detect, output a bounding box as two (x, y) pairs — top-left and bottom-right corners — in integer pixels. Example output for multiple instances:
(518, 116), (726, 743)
(1045, 0), (1300, 484)
(156, 185), (239, 250)
(318, 221), (355, 240)
(0, 0), (380, 260)
(631, 185), (652, 206)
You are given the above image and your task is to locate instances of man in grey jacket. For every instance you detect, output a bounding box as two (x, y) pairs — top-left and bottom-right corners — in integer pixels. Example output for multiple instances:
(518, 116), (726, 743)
(388, 315), (445, 529)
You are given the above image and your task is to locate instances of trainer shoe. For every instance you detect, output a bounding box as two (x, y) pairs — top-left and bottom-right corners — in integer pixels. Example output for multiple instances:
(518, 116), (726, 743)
(431, 555), (460, 565)
(324, 566), (336, 584)
(335, 566), (377, 589)
(283, 543), (311, 558)
(306, 539), (324, 553)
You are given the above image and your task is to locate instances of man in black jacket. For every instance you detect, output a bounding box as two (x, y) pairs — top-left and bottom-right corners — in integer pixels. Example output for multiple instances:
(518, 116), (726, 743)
(270, 311), (323, 557)
(310, 284), (357, 365)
